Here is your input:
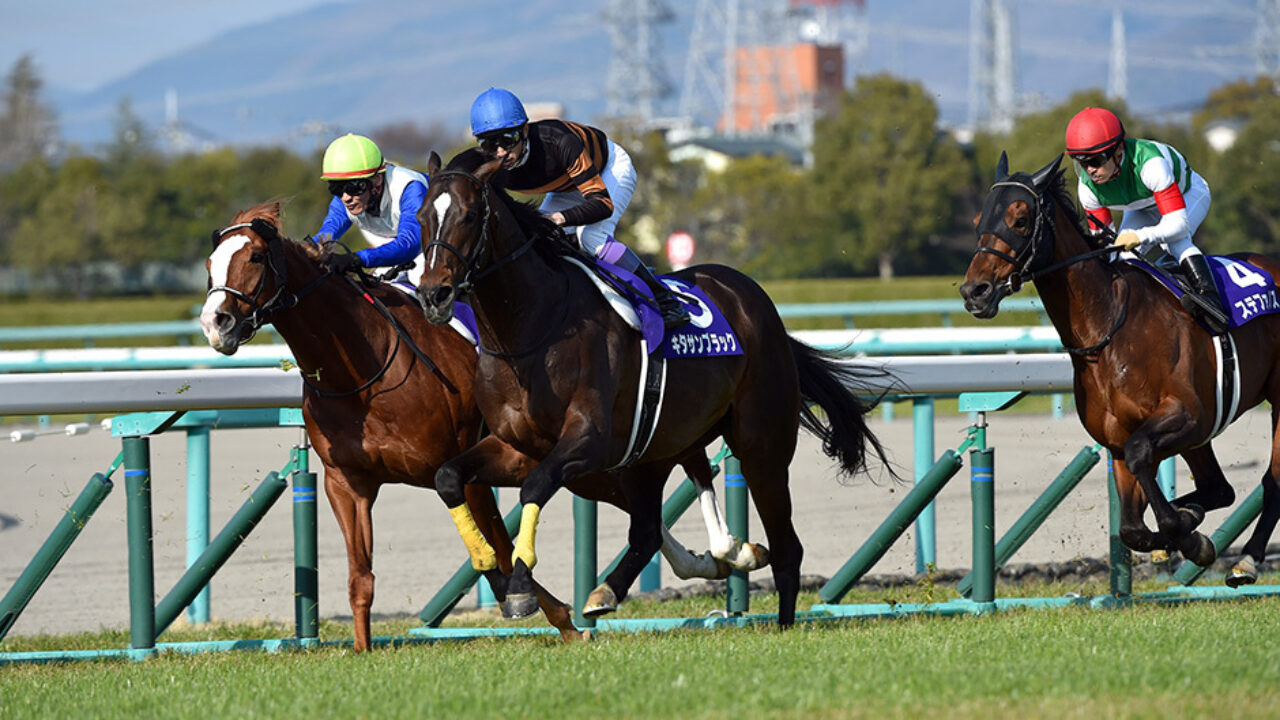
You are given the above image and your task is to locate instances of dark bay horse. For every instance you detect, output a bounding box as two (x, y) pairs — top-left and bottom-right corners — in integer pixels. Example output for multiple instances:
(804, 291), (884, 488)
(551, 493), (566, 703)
(199, 202), (591, 649)
(959, 153), (1280, 585)
(415, 151), (889, 626)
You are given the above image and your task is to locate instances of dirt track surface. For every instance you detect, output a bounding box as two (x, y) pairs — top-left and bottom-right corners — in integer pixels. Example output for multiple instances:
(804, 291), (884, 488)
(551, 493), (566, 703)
(2, 408), (1273, 637)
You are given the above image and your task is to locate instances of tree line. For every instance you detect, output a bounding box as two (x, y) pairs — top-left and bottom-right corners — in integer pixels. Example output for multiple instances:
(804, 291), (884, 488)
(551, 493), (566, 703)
(1, 54), (1277, 297)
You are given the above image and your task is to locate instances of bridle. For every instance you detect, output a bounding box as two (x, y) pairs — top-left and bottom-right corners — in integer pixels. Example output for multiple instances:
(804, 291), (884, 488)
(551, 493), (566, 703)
(207, 218), (457, 397)
(972, 174), (1129, 357)
(973, 176), (1056, 296)
(207, 218), (326, 345)
(422, 169), (570, 360)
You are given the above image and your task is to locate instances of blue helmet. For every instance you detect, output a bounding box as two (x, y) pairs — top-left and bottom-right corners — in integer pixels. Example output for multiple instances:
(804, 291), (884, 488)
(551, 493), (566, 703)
(470, 88), (528, 136)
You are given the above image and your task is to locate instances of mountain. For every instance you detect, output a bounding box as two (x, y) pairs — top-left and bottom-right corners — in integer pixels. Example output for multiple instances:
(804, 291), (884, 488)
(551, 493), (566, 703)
(47, 0), (1259, 154)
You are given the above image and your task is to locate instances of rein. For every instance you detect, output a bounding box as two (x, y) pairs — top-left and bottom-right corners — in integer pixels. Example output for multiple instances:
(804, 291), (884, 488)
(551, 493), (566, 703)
(209, 218), (458, 398)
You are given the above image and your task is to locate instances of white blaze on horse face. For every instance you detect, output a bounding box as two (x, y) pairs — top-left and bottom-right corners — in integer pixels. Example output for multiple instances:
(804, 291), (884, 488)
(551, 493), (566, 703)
(429, 193), (452, 269)
(199, 235), (251, 346)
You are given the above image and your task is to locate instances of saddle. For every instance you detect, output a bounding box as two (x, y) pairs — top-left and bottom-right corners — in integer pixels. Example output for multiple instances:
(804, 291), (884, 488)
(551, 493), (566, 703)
(1121, 255), (1280, 331)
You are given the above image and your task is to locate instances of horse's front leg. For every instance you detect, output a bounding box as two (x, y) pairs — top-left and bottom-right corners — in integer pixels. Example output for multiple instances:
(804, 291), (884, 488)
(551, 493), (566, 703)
(505, 430), (611, 620)
(585, 469), (666, 617)
(464, 447), (588, 641)
(435, 436), (515, 588)
(1111, 458), (1171, 553)
(1122, 407), (1217, 565)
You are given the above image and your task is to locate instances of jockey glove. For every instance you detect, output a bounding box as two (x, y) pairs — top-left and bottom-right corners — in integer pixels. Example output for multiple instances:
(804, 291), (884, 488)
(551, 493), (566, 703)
(1113, 230), (1142, 251)
(322, 252), (363, 274)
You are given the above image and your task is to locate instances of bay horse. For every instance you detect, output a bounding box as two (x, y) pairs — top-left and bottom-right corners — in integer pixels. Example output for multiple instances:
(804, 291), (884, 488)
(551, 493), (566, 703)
(199, 203), (746, 648)
(959, 153), (1280, 585)
(415, 150), (889, 626)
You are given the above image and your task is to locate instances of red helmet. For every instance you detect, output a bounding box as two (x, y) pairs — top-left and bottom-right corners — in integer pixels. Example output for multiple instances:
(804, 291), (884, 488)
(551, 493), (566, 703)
(1065, 107), (1125, 155)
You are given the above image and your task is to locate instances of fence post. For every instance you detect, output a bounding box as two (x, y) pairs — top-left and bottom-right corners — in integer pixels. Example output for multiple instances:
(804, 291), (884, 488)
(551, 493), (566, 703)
(123, 436), (156, 656)
(912, 396), (937, 573)
(725, 455), (749, 615)
(1108, 454), (1132, 596)
(292, 432), (318, 640)
(969, 445), (996, 606)
(185, 426), (211, 625)
(573, 496), (598, 628)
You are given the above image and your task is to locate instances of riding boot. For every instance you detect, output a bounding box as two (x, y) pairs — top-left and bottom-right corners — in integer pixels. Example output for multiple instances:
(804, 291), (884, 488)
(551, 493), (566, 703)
(1179, 254), (1230, 335)
(612, 247), (691, 330)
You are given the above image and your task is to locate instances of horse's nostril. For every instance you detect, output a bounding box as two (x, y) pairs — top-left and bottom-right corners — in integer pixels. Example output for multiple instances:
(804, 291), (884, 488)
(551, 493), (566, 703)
(214, 312), (233, 332)
(430, 285), (454, 308)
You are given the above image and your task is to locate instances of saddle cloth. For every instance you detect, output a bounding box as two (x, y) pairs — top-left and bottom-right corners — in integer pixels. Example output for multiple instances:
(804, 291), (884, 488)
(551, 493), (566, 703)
(1122, 255), (1280, 330)
(564, 256), (744, 359)
(1122, 256), (1261, 442)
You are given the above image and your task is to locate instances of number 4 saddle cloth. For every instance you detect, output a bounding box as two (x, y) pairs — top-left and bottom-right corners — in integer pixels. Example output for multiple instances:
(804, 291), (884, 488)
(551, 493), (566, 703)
(1123, 255), (1280, 330)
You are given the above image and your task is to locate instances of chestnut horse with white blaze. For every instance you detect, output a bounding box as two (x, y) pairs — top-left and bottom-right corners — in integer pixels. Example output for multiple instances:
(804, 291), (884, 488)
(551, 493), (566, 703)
(960, 154), (1280, 585)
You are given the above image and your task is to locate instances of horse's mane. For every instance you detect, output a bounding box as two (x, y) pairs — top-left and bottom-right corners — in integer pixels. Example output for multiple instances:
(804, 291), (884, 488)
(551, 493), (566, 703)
(227, 200), (322, 260)
(1042, 166), (1101, 249)
(444, 149), (573, 255)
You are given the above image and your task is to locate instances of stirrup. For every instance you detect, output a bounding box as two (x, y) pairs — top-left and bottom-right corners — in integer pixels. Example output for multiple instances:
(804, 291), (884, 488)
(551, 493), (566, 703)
(1180, 293), (1229, 335)
(660, 305), (691, 330)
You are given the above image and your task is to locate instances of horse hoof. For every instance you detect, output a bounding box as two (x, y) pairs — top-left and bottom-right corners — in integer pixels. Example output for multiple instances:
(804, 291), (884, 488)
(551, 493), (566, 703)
(1226, 557), (1258, 589)
(583, 583), (618, 617)
(1179, 533), (1217, 567)
(501, 593), (539, 620)
(1150, 549), (1170, 564)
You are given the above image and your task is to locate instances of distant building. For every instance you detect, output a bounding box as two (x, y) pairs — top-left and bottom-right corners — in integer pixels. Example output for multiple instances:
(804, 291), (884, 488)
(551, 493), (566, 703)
(724, 42), (845, 141)
(667, 134), (806, 172)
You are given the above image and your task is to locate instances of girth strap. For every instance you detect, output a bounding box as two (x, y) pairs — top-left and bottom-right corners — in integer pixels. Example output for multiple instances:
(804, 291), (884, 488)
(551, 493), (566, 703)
(607, 337), (668, 472)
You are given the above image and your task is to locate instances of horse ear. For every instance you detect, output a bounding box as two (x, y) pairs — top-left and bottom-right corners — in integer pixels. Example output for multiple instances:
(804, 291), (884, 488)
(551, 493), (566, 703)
(427, 151), (442, 175)
(1031, 154), (1063, 189)
(475, 157), (503, 184)
(995, 151), (1009, 182)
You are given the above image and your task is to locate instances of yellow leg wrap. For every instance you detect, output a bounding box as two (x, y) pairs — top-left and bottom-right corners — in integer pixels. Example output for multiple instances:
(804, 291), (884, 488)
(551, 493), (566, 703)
(449, 504), (497, 571)
(513, 503), (541, 570)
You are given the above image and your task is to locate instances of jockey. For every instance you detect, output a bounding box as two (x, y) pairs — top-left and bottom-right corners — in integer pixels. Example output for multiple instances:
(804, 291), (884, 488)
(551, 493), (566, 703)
(313, 133), (429, 283)
(469, 87), (690, 330)
(1065, 107), (1229, 334)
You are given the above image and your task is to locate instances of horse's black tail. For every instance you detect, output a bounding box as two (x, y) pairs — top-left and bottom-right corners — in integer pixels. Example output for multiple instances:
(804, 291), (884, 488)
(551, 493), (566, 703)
(790, 337), (894, 477)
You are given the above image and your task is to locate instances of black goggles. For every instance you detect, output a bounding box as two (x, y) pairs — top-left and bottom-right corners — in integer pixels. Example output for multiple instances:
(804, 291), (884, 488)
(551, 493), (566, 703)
(1070, 150), (1114, 169)
(478, 129), (524, 154)
(328, 178), (372, 197)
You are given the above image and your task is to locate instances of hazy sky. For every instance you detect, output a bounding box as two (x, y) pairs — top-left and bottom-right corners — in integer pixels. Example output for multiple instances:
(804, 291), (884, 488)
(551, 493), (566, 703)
(4, 0), (333, 92)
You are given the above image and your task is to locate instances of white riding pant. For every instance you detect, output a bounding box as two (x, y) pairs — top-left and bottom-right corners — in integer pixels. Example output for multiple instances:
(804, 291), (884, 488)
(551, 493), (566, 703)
(538, 140), (637, 257)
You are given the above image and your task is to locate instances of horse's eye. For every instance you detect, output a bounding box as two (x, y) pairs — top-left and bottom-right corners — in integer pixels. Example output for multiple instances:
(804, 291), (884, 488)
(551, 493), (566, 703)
(249, 252), (266, 263)
(1013, 217), (1028, 230)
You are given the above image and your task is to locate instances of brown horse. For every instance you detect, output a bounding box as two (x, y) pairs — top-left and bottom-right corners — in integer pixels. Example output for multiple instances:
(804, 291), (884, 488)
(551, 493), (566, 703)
(197, 202), (591, 650)
(197, 203), (745, 648)
(959, 153), (1280, 585)
(415, 150), (889, 626)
